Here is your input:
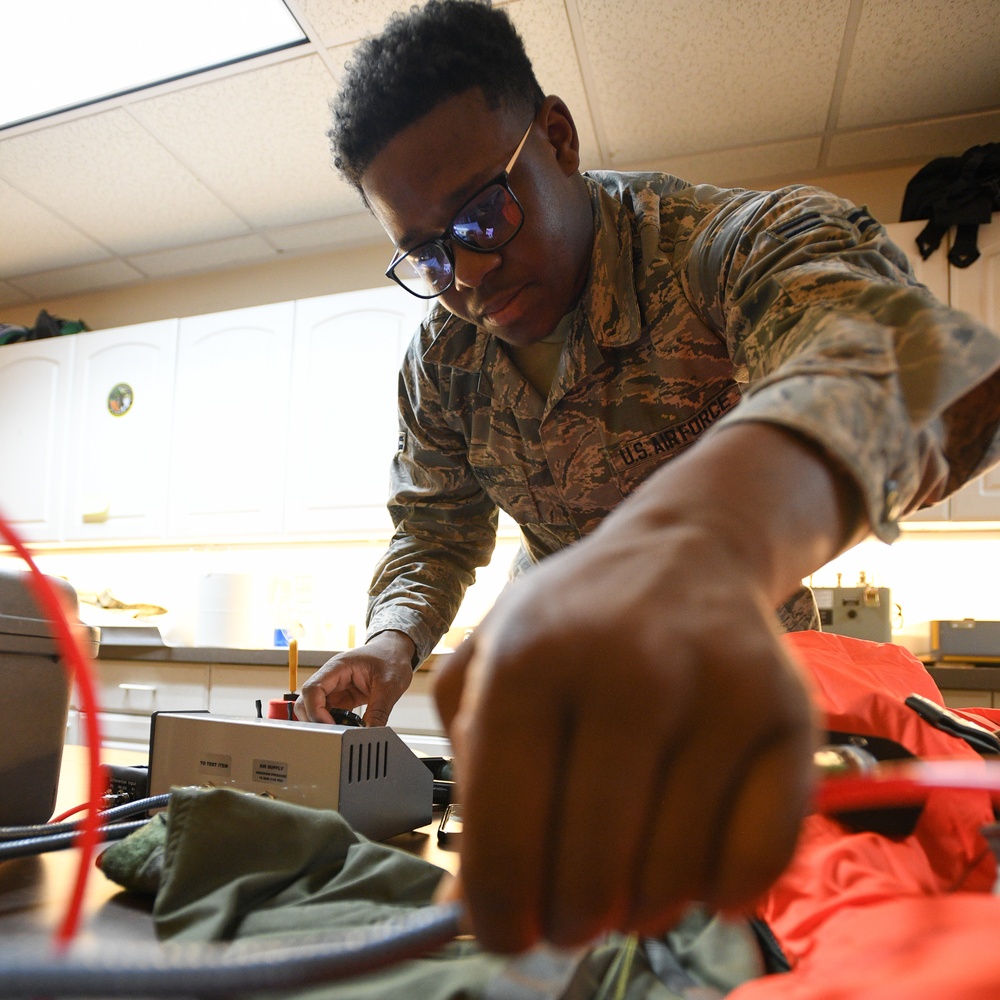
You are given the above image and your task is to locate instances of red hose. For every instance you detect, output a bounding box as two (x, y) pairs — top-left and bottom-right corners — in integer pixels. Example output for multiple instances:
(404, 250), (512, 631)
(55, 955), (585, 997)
(0, 511), (105, 946)
(815, 758), (1000, 813)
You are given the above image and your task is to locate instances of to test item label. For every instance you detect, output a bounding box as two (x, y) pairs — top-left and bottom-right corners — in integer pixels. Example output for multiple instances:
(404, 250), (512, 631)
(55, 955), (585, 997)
(253, 759), (288, 785)
(198, 753), (232, 776)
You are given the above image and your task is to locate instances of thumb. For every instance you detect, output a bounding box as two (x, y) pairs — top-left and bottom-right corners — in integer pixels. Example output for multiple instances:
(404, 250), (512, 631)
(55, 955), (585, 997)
(362, 696), (392, 728)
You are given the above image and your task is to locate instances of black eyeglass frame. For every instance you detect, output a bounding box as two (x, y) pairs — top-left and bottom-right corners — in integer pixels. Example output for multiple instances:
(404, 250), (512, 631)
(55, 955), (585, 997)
(384, 119), (535, 299)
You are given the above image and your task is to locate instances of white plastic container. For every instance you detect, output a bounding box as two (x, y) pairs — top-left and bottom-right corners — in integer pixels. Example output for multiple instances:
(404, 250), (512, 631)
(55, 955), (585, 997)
(0, 568), (99, 825)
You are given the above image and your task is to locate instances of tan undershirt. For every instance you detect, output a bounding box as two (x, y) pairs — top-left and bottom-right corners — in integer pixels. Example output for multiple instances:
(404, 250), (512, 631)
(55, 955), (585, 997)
(506, 314), (572, 398)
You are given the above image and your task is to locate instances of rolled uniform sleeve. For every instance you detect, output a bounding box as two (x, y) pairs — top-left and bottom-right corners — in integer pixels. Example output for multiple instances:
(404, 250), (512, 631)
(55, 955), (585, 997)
(674, 184), (1000, 541)
(366, 328), (499, 666)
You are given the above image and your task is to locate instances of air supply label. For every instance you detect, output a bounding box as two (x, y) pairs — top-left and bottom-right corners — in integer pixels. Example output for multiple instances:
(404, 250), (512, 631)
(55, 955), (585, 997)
(253, 758), (288, 785)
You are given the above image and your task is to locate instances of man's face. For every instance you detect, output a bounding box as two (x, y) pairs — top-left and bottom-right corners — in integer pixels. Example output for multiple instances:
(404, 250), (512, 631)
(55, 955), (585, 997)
(360, 89), (593, 347)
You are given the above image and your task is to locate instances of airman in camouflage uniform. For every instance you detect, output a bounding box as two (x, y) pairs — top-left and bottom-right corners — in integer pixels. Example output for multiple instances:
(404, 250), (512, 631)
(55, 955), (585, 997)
(297, 0), (1000, 960)
(367, 172), (1000, 664)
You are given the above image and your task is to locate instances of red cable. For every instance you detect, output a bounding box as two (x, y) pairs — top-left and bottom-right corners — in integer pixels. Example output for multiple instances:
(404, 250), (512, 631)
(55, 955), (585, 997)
(49, 801), (92, 825)
(815, 758), (1000, 813)
(0, 511), (105, 946)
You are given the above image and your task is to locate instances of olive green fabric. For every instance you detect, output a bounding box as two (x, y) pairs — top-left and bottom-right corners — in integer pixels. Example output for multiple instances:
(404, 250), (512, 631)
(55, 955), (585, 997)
(97, 810), (169, 896)
(99, 787), (762, 999)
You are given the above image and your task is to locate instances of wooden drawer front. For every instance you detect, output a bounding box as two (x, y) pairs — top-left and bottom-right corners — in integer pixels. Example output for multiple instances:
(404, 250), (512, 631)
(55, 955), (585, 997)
(69, 710), (155, 751)
(208, 664), (288, 718)
(73, 660), (210, 714)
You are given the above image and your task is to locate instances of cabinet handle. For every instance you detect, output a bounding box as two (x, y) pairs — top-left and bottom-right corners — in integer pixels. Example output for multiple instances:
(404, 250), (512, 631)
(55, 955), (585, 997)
(118, 683), (156, 692)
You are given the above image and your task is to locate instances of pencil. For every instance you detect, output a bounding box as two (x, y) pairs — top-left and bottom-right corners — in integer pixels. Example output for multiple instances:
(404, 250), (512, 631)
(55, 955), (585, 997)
(288, 637), (298, 694)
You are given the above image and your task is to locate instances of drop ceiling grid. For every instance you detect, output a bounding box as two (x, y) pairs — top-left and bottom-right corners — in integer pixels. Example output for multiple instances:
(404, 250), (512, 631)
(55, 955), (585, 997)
(0, 109), (250, 257)
(0, 281), (30, 309)
(266, 211), (383, 253)
(574, 0), (850, 166)
(12, 258), (145, 300)
(838, 0), (1000, 129)
(643, 136), (824, 188)
(827, 106), (1000, 169)
(128, 54), (347, 230)
(129, 233), (279, 279)
(297, 0), (416, 48)
(502, 0), (603, 168)
(0, 179), (109, 277)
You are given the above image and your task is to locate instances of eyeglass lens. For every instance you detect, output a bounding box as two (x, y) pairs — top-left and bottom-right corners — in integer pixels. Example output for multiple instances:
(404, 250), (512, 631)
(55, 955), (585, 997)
(392, 181), (524, 296)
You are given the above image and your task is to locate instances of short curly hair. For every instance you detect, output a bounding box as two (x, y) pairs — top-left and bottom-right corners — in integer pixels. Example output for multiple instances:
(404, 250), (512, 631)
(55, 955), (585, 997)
(329, 0), (544, 194)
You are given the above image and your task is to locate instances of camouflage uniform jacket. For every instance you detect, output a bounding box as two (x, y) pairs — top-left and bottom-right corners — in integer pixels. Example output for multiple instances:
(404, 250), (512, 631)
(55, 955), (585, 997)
(367, 172), (1000, 664)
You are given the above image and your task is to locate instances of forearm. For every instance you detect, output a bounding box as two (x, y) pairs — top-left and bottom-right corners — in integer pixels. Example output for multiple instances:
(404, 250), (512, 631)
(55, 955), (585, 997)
(366, 517), (498, 663)
(600, 420), (867, 611)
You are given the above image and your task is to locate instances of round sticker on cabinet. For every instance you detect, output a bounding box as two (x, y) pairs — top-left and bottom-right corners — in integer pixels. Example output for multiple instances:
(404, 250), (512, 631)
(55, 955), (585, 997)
(107, 383), (134, 416)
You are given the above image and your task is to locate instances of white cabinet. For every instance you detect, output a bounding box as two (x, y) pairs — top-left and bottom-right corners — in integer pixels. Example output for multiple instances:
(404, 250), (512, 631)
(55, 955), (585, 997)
(65, 321), (178, 539)
(168, 301), (295, 537)
(0, 289), (425, 545)
(284, 288), (426, 534)
(944, 216), (1000, 520)
(0, 336), (74, 541)
(887, 215), (1000, 523)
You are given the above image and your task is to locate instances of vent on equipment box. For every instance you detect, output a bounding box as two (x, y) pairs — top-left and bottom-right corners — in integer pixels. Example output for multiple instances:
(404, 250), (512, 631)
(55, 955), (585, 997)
(348, 739), (390, 783)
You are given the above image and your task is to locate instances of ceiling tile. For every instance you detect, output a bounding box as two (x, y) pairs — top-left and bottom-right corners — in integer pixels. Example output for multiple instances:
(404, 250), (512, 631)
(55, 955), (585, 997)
(503, 0), (601, 167)
(0, 108), (250, 255)
(266, 211), (384, 252)
(839, 0), (1000, 129)
(574, 0), (849, 165)
(129, 54), (355, 229)
(0, 280), (31, 309)
(828, 108), (1000, 168)
(0, 179), (111, 277)
(297, 0), (418, 47)
(632, 137), (824, 188)
(129, 234), (278, 279)
(12, 259), (145, 299)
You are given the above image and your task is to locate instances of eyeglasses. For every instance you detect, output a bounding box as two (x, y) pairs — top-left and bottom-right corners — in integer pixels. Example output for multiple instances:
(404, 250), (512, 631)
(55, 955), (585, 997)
(384, 120), (534, 299)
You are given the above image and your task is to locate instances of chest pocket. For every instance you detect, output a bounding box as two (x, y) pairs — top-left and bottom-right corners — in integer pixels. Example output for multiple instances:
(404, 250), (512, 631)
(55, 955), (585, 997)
(603, 384), (743, 495)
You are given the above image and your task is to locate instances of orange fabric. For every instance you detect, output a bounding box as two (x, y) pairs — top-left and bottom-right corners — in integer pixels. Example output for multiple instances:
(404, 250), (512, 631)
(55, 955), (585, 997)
(729, 631), (1000, 1000)
(732, 895), (1000, 1000)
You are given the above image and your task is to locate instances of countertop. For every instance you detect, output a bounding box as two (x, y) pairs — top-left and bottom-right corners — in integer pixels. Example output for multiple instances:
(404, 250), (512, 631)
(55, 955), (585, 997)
(94, 635), (998, 688)
(95, 634), (443, 671)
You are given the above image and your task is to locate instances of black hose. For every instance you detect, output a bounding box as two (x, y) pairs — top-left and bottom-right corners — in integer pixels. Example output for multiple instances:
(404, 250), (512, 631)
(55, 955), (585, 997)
(0, 901), (465, 997)
(0, 820), (149, 860)
(0, 794), (171, 842)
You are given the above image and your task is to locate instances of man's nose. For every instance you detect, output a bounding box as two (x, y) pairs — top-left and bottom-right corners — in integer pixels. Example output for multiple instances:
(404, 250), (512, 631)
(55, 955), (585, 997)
(451, 244), (502, 290)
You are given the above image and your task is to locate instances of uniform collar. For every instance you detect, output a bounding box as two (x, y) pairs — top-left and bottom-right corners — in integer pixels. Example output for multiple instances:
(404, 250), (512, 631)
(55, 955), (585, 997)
(423, 175), (644, 373)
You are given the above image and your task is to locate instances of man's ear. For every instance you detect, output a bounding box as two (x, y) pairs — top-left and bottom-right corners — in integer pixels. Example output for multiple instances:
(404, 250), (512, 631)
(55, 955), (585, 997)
(540, 95), (581, 175)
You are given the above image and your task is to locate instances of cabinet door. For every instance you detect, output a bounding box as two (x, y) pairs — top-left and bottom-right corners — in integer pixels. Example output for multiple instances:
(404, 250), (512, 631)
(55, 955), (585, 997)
(885, 220), (952, 522)
(947, 214), (1000, 520)
(0, 336), (74, 541)
(65, 321), (178, 540)
(168, 302), (294, 537)
(284, 288), (426, 534)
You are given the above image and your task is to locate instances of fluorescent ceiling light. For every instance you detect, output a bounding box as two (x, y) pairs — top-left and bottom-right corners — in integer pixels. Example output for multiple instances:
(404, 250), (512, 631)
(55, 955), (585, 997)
(0, 0), (306, 130)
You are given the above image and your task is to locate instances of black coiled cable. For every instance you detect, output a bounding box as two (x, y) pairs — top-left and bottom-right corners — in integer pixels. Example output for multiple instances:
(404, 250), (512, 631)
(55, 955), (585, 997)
(0, 901), (465, 997)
